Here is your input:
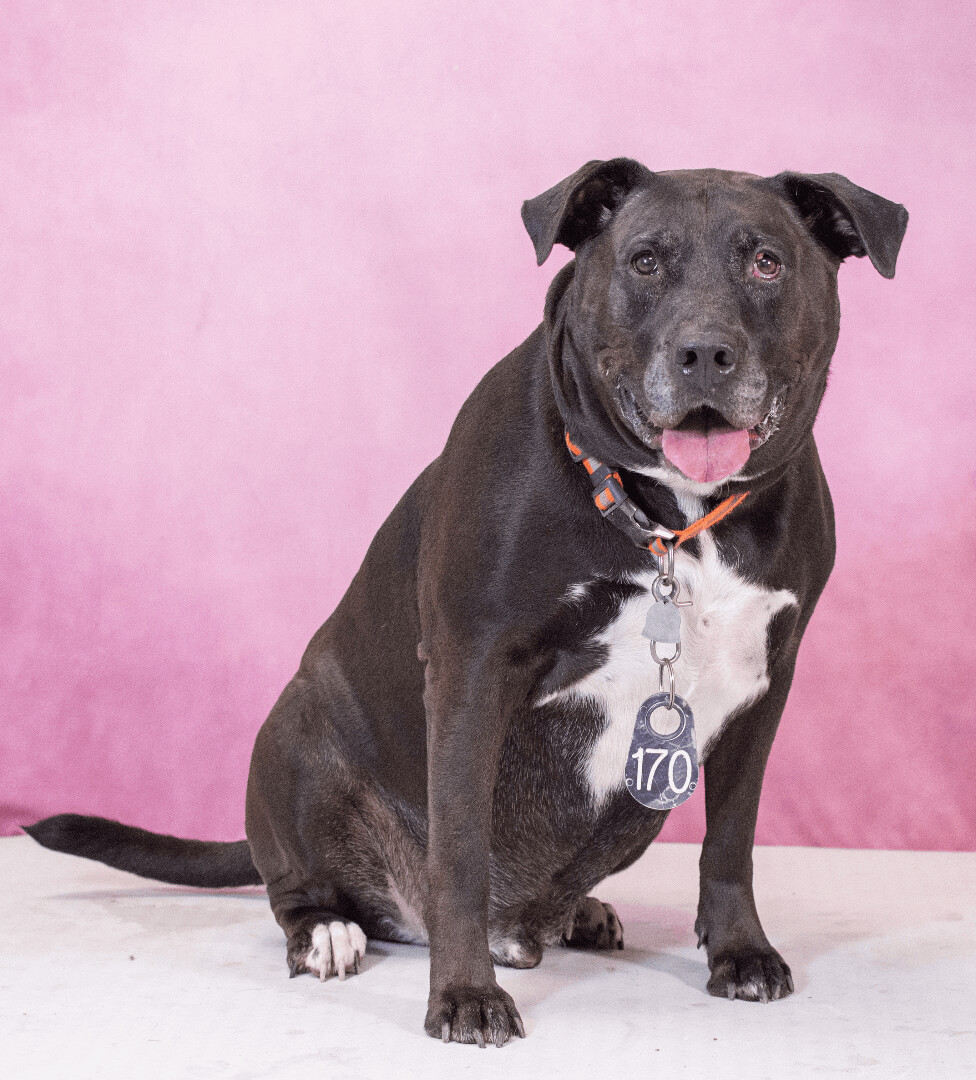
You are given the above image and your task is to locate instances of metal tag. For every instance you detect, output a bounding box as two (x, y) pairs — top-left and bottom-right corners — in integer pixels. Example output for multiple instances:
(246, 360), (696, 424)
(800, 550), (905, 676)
(625, 692), (699, 810)
(641, 599), (682, 644)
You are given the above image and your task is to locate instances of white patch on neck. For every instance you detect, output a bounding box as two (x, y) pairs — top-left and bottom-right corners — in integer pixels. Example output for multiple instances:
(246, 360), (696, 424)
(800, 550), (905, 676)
(631, 464), (742, 500)
(555, 496), (797, 807)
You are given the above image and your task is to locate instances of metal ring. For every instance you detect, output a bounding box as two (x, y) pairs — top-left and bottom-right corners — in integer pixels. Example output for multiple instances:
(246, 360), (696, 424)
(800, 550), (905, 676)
(657, 656), (676, 710)
(650, 641), (681, 665)
(651, 576), (682, 604)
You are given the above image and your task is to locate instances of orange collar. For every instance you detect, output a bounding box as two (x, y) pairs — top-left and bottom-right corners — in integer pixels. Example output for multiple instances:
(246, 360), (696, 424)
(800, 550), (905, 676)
(565, 431), (748, 556)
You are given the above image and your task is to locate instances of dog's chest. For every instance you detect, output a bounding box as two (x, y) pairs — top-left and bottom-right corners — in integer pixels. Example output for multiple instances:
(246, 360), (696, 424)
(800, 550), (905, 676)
(556, 532), (797, 806)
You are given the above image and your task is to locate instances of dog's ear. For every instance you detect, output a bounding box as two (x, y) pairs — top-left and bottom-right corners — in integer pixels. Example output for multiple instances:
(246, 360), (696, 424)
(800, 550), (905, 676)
(521, 158), (651, 265)
(772, 172), (909, 279)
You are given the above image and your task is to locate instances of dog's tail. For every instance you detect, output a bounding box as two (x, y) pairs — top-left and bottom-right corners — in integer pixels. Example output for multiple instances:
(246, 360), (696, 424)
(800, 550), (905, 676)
(23, 814), (263, 888)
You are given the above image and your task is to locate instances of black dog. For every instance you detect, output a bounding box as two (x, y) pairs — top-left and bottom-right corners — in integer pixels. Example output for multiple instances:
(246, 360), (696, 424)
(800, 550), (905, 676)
(28, 160), (907, 1048)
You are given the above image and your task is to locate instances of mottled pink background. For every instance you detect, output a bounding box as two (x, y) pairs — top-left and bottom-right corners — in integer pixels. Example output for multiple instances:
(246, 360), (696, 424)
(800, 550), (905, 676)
(1, 1), (973, 851)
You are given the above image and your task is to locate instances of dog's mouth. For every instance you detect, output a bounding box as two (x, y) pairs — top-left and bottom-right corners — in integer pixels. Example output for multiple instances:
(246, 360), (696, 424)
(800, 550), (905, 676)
(619, 390), (785, 483)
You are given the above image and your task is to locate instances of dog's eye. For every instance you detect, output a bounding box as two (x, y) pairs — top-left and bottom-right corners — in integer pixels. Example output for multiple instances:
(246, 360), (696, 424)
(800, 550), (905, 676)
(752, 251), (782, 280)
(631, 251), (659, 276)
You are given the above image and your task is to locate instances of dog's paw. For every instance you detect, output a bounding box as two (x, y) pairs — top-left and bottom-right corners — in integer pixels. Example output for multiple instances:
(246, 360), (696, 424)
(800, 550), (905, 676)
(563, 895), (624, 950)
(424, 983), (526, 1048)
(706, 947), (793, 1003)
(300, 920), (367, 981)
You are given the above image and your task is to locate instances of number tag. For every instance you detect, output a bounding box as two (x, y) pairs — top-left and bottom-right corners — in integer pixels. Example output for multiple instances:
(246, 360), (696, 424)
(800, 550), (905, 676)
(625, 692), (699, 810)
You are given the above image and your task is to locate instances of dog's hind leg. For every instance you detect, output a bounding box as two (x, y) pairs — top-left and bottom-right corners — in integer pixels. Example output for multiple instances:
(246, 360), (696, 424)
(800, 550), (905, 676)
(270, 887), (369, 981)
(245, 680), (427, 983)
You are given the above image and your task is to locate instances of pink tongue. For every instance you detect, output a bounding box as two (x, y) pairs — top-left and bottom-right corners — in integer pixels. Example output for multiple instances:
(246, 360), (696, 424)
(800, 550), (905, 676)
(661, 428), (751, 483)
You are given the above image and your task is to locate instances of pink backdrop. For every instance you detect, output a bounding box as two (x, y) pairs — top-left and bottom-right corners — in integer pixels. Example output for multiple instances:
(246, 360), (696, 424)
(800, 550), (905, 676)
(1, 1), (973, 851)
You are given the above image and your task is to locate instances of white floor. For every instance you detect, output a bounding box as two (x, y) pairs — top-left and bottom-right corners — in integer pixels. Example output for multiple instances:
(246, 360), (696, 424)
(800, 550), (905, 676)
(2, 836), (974, 1079)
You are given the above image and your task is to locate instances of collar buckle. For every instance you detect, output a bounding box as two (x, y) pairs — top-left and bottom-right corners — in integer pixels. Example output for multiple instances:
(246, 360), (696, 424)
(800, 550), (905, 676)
(565, 430), (747, 554)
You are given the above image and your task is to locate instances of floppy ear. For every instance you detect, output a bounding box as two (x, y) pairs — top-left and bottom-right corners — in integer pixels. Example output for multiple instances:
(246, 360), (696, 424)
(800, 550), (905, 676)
(521, 158), (651, 265)
(772, 171), (909, 278)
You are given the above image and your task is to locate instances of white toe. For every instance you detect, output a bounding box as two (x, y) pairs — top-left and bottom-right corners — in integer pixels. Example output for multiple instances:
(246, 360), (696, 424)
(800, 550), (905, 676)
(304, 921), (367, 982)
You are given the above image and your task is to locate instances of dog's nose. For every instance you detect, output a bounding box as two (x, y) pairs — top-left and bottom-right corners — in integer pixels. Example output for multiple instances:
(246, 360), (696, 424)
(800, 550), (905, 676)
(676, 341), (737, 389)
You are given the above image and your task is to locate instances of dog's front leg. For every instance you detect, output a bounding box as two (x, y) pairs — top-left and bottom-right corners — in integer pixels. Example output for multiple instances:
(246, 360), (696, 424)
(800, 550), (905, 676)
(695, 658), (797, 1003)
(422, 641), (528, 1047)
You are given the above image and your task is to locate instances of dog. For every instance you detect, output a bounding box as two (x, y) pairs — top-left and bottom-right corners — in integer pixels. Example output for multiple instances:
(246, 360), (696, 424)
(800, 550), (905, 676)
(27, 159), (907, 1048)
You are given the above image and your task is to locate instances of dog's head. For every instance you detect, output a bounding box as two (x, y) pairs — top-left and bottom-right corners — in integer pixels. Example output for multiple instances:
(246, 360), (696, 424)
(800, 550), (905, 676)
(523, 160), (908, 491)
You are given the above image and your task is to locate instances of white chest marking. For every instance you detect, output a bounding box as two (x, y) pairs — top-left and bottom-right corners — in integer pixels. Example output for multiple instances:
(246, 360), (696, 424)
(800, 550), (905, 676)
(555, 504), (797, 807)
